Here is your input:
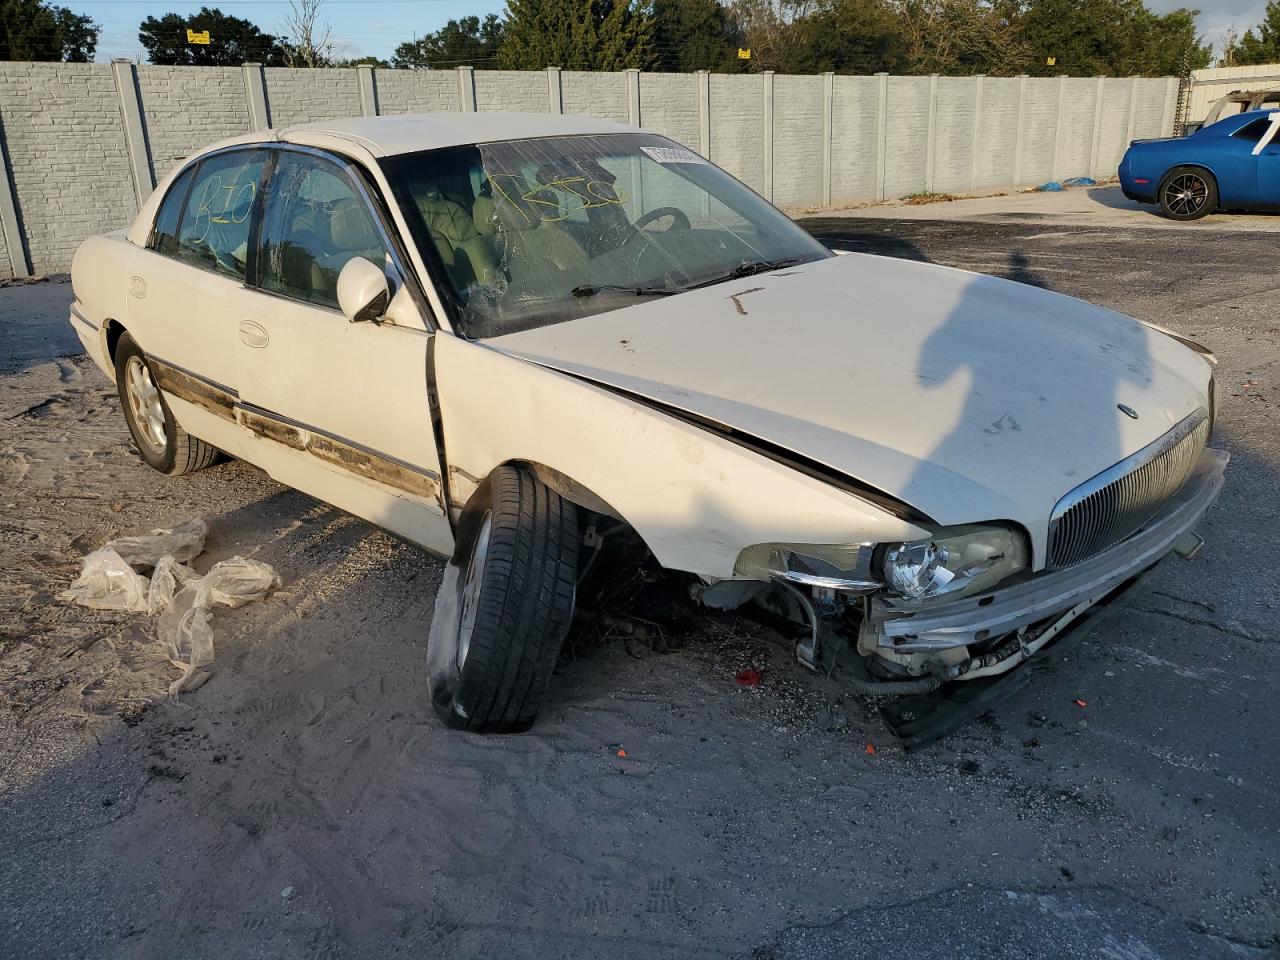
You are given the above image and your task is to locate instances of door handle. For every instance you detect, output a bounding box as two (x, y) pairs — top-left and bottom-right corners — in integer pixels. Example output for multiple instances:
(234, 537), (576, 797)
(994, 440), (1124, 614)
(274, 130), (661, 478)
(239, 320), (269, 348)
(128, 276), (147, 299)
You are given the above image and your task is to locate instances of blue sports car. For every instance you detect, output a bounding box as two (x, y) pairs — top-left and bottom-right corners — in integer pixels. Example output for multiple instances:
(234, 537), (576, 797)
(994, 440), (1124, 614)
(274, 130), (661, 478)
(1119, 109), (1280, 220)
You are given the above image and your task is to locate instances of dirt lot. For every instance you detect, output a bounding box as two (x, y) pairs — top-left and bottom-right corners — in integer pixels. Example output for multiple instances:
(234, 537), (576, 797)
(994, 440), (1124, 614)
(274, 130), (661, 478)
(2, 207), (1278, 959)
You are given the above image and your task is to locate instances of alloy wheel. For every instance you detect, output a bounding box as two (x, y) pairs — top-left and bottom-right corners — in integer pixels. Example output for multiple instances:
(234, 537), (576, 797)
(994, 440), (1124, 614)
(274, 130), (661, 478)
(456, 512), (493, 670)
(1164, 173), (1208, 217)
(124, 355), (166, 452)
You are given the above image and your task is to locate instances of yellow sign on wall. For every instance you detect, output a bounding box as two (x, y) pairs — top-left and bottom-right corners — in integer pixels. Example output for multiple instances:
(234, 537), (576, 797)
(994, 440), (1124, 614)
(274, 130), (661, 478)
(187, 29), (211, 45)
(738, 48), (751, 60)
(1046, 56), (1056, 66)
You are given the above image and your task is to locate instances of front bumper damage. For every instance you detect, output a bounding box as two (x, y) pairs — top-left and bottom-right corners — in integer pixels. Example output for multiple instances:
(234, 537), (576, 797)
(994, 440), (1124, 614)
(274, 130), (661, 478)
(862, 448), (1228, 661)
(852, 447), (1228, 747)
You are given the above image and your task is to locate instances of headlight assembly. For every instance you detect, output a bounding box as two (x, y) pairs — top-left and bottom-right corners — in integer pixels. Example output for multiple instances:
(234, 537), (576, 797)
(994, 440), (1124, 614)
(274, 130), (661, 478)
(879, 525), (1028, 603)
(733, 542), (879, 592)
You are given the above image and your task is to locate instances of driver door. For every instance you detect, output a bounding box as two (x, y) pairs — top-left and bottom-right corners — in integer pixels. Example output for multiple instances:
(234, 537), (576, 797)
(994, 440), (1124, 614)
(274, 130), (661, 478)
(230, 147), (453, 554)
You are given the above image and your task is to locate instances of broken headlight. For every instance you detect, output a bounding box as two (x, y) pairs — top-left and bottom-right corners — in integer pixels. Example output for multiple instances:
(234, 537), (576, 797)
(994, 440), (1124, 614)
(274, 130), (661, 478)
(879, 525), (1028, 603)
(734, 542), (879, 592)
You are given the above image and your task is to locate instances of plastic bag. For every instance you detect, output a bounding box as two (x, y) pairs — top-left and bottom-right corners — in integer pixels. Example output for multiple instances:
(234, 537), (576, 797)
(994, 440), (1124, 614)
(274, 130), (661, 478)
(61, 548), (151, 612)
(63, 519), (279, 698)
(199, 556), (280, 609)
(106, 518), (208, 568)
(159, 557), (280, 697)
(147, 555), (199, 615)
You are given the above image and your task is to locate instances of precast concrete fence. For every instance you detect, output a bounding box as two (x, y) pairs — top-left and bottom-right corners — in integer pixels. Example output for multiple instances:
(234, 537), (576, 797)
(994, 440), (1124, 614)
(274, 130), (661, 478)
(0, 61), (1180, 278)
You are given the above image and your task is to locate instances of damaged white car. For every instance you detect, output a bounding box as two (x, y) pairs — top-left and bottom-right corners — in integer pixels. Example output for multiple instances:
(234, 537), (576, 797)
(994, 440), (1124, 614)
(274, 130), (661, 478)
(69, 114), (1227, 736)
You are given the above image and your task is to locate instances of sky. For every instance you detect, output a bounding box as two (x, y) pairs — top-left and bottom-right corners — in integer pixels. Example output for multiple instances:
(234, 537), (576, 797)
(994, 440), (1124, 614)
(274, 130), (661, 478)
(73, 0), (508, 64)
(67, 0), (1270, 66)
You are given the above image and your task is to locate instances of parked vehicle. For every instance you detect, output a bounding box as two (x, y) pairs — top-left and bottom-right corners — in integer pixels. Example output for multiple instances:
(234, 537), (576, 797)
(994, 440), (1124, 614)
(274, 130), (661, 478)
(70, 114), (1226, 734)
(1120, 109), (1280, 220)
(1185, 86), (1280, 134)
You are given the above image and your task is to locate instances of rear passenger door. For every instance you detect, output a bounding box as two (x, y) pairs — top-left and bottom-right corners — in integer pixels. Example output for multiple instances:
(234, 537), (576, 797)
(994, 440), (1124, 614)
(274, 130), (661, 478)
(127, 148), (269, 455)
(230, 147), (453, 553)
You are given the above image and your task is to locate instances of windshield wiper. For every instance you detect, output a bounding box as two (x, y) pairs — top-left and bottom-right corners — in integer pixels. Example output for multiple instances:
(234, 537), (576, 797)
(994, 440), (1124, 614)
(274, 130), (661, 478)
(570, 284), (678, 298)
(686, 256), (815, 290)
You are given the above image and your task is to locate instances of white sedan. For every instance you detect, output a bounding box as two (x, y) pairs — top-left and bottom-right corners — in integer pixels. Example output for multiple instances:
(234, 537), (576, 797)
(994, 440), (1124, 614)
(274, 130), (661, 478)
(69, 113), (1227, 735)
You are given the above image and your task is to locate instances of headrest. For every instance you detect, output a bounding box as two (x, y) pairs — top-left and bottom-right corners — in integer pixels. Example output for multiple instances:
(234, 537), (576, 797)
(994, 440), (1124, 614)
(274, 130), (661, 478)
(416, 195), (480, 246)
(473, 194), (541, 237)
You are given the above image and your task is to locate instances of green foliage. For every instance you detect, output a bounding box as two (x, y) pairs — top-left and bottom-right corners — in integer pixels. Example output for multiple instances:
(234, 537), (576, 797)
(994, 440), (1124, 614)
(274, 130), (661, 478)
(651, 0), (742, 72)
(789, 0), (910, 74)
(498, 0), (656, 70)
(336, 55), (391, 68)
(0, 0), (99, 61)
(1222, 1), (1280, 66)
(392, 14), (505, 69)
(1015, 0), (1210, 76)
(138, 6), (285, 66)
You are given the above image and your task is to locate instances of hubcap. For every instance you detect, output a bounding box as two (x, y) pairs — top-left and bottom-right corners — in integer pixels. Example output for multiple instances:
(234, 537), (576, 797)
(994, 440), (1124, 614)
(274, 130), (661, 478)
(1165, 174), (1208, 216)
(456, 512), (492, 670)
(124, 356), (166, 452)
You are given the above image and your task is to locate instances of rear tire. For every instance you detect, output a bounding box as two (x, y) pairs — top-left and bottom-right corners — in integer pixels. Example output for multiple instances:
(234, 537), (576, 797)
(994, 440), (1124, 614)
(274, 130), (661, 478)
(1158, 167), (1217, 221)
(114, 333), (219, 475)
(427, 466), (579, 733)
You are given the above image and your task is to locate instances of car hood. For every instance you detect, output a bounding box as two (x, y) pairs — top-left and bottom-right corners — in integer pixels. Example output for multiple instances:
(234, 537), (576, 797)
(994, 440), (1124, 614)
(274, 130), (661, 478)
(487, 254), (1211, 564)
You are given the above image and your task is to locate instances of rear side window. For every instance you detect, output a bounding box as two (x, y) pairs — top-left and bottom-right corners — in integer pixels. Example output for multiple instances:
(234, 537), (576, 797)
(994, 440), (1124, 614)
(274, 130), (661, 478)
(172, 149), (269, 280)
(151, 166), (195, 256)
(1232, 117), (1273, 143)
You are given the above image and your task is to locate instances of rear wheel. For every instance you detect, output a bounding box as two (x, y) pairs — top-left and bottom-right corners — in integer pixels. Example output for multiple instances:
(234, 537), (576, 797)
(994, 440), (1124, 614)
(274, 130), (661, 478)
(114, 333), (218, 475)
(1158, 167), (1217, 221)
(427, 466), (579, 733)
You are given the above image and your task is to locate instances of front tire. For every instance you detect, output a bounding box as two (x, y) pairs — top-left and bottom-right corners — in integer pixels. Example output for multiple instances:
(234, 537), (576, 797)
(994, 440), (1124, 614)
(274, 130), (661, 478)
(114, 333), (218, 475)
(427, 466), (579, 733)
(1158, 167), (1217, 221)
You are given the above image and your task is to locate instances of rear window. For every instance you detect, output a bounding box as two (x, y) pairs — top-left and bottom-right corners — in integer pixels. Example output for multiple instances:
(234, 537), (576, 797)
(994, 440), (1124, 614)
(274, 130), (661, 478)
(1232, 117), (1274, 143)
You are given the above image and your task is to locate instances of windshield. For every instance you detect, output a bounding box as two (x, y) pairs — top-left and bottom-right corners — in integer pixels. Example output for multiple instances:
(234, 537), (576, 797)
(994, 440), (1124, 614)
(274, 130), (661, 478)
(381, 133), (830, 338)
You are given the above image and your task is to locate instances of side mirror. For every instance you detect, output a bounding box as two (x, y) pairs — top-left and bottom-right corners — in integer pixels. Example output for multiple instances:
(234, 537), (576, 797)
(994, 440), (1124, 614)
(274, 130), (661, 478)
(336, 257), (389, 323)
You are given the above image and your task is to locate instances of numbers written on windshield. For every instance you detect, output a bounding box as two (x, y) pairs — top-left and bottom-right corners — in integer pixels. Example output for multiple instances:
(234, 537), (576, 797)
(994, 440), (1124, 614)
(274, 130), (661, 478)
(487, 174), (627, 225)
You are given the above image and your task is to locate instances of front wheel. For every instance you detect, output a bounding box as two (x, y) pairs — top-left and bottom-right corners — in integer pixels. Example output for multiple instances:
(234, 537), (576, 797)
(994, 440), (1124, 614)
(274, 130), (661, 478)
(427, 466), (579, 733)
(1158, 167), (1217, 221)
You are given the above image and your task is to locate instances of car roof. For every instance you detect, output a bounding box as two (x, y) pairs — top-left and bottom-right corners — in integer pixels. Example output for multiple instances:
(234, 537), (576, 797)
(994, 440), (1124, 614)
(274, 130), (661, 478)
(1200, 108), (1276, 136)
(271, 112), (640, 157)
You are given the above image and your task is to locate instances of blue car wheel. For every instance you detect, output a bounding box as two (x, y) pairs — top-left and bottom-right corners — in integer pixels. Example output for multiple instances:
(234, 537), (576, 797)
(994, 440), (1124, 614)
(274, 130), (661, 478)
(1158, 166), (1218, 221)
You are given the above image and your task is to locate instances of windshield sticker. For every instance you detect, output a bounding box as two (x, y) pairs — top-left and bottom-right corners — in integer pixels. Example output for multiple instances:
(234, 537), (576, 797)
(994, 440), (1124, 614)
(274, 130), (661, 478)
(640, 146), (707, 165)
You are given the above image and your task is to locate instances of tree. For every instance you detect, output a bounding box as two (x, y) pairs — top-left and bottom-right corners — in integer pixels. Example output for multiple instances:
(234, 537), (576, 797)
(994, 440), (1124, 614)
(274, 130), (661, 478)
(392, 14), (505, 68)
(789, 0), (910, 73)
(499, 0), (656, 70)
(1222, 1), (1280, 66)
(279, 0), (333, 67)
(1014, 0), (1209, 76)
(138, 6), (285, 65)
(895, 0), (1030, 75)
(1, 0), (99, 61)
(335, 55), (390, 68)
(651, 0), (742, 72)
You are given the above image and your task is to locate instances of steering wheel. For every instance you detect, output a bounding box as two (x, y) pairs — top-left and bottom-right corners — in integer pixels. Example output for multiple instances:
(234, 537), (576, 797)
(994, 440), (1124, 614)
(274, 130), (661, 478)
(634, 206), (691, 233)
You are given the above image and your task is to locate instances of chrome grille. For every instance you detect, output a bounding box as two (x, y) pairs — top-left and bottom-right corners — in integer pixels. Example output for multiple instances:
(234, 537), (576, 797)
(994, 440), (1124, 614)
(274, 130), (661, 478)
(1047, 410), (1210, 569)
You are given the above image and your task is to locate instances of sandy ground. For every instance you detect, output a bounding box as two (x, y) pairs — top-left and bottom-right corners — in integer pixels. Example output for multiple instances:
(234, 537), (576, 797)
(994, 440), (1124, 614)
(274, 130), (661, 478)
(1, 206), (1278, 959)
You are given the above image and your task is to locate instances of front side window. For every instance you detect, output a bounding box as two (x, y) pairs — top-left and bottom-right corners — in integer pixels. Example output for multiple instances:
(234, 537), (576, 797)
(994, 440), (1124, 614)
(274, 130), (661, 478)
(381, 133), (830, 338)
(256, 151), (393, 310)
(172, 149), (268, 280)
